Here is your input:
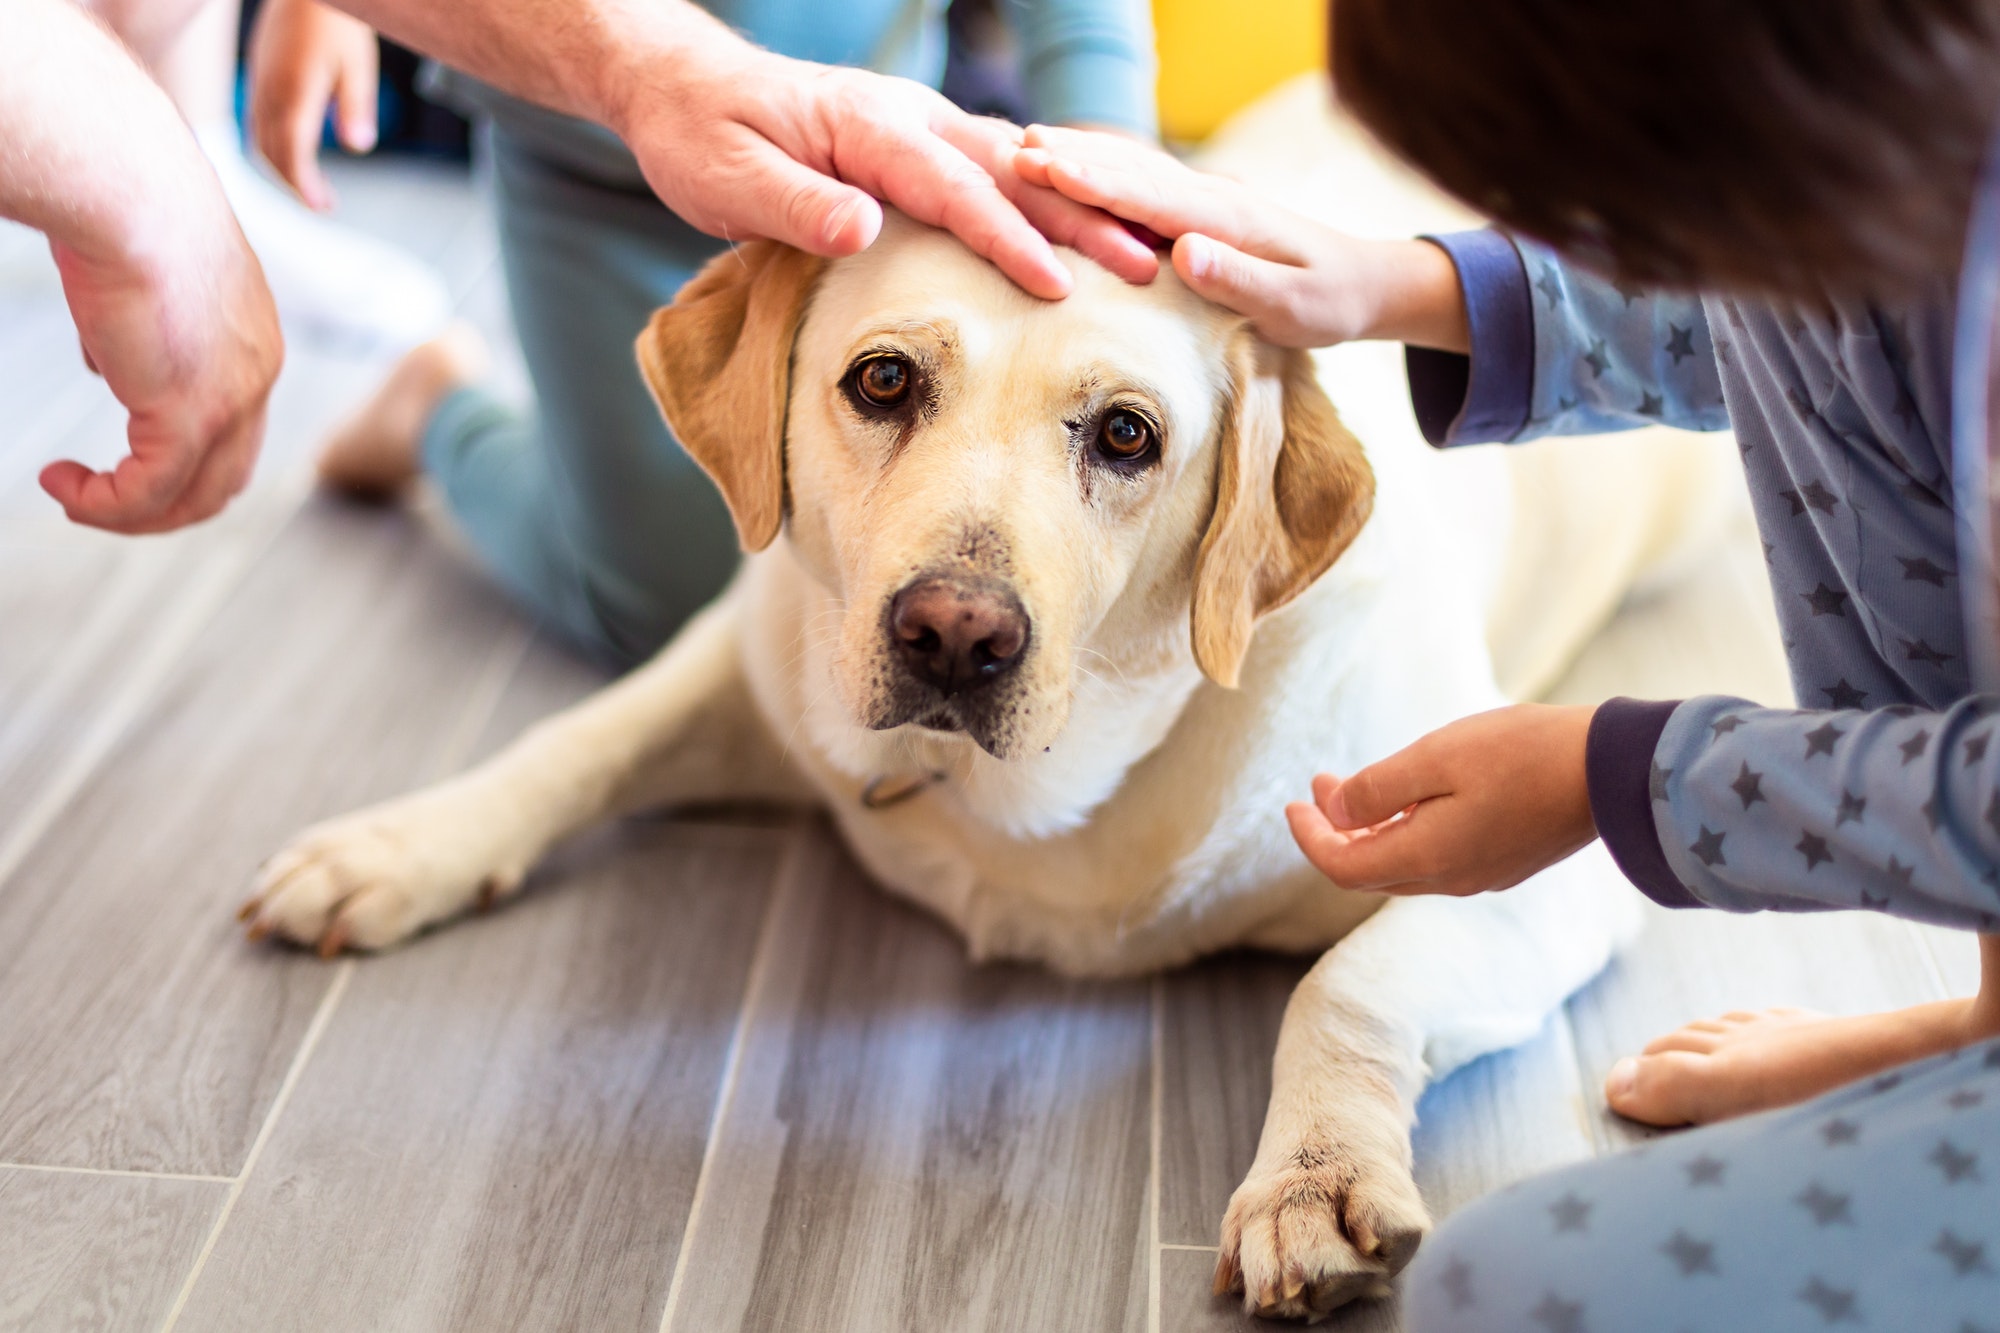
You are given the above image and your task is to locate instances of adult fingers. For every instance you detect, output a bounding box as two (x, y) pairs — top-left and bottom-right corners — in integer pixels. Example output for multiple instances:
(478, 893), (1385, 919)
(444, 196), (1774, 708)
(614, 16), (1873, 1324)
(866, 115), (1072, 299)
(935, 115), (1155, 281)
(146, 404), (266, 531)
(40, 443), (197, 533)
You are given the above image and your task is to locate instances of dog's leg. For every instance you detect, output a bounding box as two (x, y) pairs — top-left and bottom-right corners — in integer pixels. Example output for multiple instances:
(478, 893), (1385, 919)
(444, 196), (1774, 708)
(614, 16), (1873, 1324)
(242, 591), (810, 953)
(1217, 847), (1638, 1320)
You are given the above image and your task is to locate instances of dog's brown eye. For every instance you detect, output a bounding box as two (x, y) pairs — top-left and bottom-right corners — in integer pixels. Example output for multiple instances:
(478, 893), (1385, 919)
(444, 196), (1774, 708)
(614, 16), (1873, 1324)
(854, 356), (911, 408)
(1097, 409), (1153, 461)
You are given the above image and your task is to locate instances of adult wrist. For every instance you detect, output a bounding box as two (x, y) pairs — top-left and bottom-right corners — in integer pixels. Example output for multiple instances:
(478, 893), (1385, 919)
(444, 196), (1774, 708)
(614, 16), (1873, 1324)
(585, 2), (745, 144)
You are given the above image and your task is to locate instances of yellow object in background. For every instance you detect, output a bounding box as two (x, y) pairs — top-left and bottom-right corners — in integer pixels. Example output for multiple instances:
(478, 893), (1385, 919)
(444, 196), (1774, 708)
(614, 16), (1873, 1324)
(1153, 0), (1328, 143)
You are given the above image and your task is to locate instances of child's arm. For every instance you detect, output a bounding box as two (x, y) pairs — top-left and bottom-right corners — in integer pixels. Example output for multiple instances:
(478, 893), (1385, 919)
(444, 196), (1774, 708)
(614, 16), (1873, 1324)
(1291, 696), (2000, 934)
(248, 0), (382, 213)
(1016, 127), (1732, 445)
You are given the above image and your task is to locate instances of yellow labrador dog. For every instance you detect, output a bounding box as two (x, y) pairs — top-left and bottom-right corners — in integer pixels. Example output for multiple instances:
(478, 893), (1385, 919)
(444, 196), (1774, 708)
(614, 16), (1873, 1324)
(242, 218), (1648, 1319)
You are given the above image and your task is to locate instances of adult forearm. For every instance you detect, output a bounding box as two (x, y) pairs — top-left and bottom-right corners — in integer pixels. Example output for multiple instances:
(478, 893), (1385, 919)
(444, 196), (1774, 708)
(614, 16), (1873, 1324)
(0, 0), (229, 266)
(326, 0), (733, 137)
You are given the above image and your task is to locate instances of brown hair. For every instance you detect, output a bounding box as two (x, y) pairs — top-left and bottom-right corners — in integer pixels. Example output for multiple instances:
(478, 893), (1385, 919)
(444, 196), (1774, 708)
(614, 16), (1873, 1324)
(1333, 0), (2000, 299)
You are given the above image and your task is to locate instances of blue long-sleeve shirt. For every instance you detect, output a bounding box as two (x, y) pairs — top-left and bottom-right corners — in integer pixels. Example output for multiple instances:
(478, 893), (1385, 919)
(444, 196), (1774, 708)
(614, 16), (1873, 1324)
(427, 0), (1156, 195)
(1415, 231), (2000, 933)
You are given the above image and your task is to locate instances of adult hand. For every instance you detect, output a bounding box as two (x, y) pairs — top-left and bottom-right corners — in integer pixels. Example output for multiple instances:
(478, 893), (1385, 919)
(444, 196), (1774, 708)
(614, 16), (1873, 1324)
(1285, 704), (1600, 896)
(42, 213), (283, 534)
(248, 0), (380, 212)
(609, 46), (1160, 300)
(1014, 125), (1470, 349)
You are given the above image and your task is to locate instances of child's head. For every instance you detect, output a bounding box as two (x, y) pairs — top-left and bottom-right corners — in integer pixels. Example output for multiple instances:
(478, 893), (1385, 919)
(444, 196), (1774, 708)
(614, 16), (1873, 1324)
(1333, 0), (2000, 299)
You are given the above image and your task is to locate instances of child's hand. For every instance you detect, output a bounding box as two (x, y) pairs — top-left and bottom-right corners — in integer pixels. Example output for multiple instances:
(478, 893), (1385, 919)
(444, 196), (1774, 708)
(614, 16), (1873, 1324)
(247, 0), (380, 212)
(1013, 125), (1468, 352)
(1286, 704), (1599, 896)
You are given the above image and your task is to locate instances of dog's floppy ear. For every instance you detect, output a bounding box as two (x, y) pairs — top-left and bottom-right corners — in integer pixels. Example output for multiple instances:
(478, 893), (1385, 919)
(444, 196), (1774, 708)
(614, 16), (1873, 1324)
(1191, 334), (1375, 688)
(634, 240), (826, 552)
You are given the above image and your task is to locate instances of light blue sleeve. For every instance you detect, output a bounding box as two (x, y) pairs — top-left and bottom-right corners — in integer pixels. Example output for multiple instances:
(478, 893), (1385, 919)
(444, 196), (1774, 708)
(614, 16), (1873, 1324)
(998, 0), (1157, 135)
(1513, 240), (1731, 441)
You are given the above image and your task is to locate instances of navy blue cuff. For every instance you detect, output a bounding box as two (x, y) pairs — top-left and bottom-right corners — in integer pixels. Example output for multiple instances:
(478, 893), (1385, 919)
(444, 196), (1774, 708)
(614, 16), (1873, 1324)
(1406, 230), (1535, 447)
(1586, 697), (1704, 909)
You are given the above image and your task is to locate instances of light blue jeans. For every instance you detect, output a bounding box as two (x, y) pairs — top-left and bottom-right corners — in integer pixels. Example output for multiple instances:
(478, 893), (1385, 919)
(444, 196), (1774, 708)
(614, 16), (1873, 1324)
(422, 128), (737, 666)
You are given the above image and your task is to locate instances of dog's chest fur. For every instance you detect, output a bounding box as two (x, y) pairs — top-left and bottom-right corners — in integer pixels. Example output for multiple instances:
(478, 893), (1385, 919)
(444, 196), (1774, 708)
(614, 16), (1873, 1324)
(735, 516), (1497, 977)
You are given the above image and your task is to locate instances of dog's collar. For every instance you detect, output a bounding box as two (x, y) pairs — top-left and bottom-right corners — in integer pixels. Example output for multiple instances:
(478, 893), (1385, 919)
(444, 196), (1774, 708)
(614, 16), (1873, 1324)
(860, 771), (946, 810)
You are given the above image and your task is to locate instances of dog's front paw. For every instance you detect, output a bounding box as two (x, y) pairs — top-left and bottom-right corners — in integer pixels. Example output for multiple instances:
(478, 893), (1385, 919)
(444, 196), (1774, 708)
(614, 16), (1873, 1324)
(239, 787), (522, 956)
(1214, 1138), (1430, 1322)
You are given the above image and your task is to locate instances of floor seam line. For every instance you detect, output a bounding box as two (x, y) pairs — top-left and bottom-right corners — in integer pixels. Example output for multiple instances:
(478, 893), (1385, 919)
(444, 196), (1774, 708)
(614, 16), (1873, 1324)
(0, 1162), (233, 1185)
(1148, 973), (1164, 1333)
(654, 821), (801, 1333)
(155, 959), (354, 1333)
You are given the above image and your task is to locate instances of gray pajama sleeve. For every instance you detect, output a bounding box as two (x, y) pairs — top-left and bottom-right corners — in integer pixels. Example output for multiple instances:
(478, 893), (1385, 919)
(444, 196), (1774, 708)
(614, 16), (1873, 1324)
(1613, 694), (2000, 932)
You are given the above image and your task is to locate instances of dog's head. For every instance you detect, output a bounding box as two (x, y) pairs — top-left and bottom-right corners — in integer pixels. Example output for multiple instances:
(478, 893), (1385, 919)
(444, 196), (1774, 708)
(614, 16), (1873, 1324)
(637, 218), (1373, 760)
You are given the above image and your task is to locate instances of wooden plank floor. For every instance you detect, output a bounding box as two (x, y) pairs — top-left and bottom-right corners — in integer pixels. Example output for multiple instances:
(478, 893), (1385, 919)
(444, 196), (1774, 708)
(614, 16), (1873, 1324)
(0, 157), (1982, 1333)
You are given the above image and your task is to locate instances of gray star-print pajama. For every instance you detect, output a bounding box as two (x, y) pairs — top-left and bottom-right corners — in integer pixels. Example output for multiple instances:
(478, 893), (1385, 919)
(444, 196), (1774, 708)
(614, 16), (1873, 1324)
(1393, 231), (1999, 1330)
(1405, 1039), (2000, 1333)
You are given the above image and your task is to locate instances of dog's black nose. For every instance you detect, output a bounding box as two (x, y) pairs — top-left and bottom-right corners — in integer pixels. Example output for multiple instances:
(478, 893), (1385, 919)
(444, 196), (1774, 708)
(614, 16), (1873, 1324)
(889, 578), (1029, 695)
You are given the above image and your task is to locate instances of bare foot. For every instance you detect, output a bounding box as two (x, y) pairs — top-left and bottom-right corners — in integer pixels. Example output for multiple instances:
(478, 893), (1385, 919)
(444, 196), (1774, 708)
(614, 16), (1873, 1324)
(1605, 998), (2000, 1126)
(317, 322), (489, 499)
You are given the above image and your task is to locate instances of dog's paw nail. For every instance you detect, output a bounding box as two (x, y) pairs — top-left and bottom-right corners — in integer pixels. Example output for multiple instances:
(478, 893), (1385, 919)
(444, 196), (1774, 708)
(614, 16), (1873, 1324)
(236, 897), (262, 922)
(318, 921), (350, 958)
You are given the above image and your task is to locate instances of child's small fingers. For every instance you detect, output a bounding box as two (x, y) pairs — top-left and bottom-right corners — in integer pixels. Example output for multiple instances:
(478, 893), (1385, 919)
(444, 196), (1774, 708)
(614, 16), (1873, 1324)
(1285, 801), (1349, 881)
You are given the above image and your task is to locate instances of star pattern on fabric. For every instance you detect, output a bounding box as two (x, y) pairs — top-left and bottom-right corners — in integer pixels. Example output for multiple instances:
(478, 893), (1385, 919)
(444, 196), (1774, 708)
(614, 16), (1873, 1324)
(1822, 680), (1868, 709)
(1529, 1291), (1585, 1333)
(1803, 583), (1850, 617)
(1650, 762), (1673, 801)
(1786, 386), (1817, 422)
(1931, 1138), (1981, 1183)
(1820, 1117), (1861, 1146)
(1582, 339), (1610, 378)
(1805, 722), (1846, 757)
(1548, 1192), (1592, 1233)
(1689, 827), (1727, 867)
(1797, 480), (1839, 514)
(1934, 1230), (1992, 1276)
(1665, 324), (1696, 363)
(1795, 1182), (1852, 1225)
(1836, 790), (1867, 825)
(1684, 1154), (1727, 1186)
(1872, 1072), (1904, 1094)
(1710, 714), (1745, 739)
(1730, 762), (1766, 810)
(1925, 789), (1947, 831)
(1947, 1087), (1985, 1110)
(1900, 729), (1933, 764)
(1901, 555), (1950, 585)
(1860, 890), (1892, 910)
(1440, 1256), (1475, 1309)
(1986, 1045), (2000, 1069)
(1638, 392), (1664, 417)
(1967, 732), (1992, 766)
(1796, 831), (1833, 871)
(1661, 1230), (1718, 1275)
(1536, 267), (1565, 310)
(1903, 639), (1956, 667)
(1903, 478), (1948, 508)
(1799, 1276), (1861, 1324)
(1884, 857), (1916, 891)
